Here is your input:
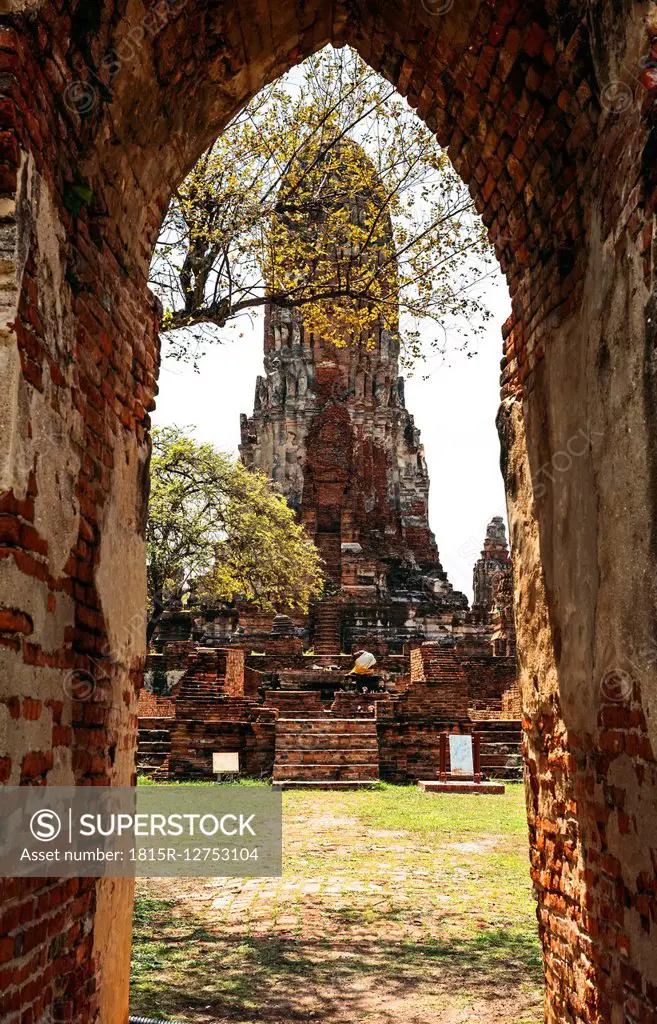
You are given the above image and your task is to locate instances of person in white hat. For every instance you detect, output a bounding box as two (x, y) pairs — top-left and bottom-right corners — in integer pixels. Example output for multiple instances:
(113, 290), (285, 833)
(350, 650), (377, 675)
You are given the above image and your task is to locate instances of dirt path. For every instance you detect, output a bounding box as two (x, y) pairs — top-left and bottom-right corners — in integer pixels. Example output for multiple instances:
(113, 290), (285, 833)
(131, 789), (543, 1024)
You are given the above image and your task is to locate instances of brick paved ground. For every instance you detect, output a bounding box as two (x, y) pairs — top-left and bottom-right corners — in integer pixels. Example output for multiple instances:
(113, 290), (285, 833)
(131, 784), (542, 1023)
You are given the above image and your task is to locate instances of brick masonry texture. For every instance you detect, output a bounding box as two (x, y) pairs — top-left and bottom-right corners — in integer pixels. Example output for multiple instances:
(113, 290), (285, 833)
(1, 2), (657, 1023)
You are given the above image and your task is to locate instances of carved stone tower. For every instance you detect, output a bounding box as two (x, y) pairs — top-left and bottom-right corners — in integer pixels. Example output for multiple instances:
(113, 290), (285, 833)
(240, 143), (467, 652)
(472, 516), (511, 612)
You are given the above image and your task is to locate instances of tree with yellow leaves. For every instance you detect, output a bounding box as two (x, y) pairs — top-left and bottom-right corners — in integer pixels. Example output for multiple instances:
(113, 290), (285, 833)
(151, 45), (493, 368)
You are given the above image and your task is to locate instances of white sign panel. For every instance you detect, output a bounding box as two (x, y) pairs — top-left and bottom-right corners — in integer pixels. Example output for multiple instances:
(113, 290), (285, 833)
(212, 752), (240, 773)
(449, 735), (474, 776)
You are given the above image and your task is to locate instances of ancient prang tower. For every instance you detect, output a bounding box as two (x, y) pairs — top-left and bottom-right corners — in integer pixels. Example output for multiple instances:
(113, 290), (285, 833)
(240, 145), (469, 654)
(472, 515), (511, 612)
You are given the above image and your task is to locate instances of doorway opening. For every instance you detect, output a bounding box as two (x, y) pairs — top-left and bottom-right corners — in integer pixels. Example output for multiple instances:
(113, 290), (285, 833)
(131, 43), (537, 1024)
(5, 5), (656, 1024)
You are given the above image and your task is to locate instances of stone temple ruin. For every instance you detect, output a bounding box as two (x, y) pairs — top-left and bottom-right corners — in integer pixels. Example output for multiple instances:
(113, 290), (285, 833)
(138, 515), (521, 785)
(138, 148), (522, 785)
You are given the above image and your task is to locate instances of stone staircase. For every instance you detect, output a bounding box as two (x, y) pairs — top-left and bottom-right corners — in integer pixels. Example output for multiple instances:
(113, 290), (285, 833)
(313, 597), (342, 655)
(263, 690), (328, 718)
(476, 720), (524, 781)
(174, 650), (227, 720)
(136, 718), (171, 775)
(175, 680), (225, 719)
(316, 532), (342, 582)
(272, 718), (380, 788)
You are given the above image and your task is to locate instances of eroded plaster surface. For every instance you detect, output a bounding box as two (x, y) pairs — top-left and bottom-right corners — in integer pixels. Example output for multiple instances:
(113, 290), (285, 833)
(96, 429), (148, 671)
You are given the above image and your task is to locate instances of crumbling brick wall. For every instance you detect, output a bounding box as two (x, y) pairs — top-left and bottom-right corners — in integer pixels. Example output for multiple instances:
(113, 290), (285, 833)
(224, 648), (246, 696)
(465, 655), (517, 719)
(1, 3), (657, 1023)
(169, 719), (276, 779)
(501, 680), (522, 719)
(136, 689), (176, 718)
(408, 645), (470, 717)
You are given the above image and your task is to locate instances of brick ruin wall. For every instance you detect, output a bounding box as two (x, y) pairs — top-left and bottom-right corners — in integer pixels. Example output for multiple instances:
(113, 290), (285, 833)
(374, 645), (523, 781)
(408, 646), (470, 718)
(137, 689), (176, 718)
(224, 648), (246, 696)
(168, 720), (276, 780)
(465, 656), (517, 719)
(1, 3), (657, 1023)
(137, 639), (524, 782)
(376, 716), (523, 783)
(502, 679), (523, 719)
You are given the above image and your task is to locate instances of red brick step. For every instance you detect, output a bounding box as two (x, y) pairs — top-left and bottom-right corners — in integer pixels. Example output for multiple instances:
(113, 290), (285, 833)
(273, 716), (379, 784)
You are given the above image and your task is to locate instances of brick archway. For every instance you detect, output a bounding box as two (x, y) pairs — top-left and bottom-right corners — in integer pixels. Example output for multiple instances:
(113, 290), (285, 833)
(1, 2), (657, 1021)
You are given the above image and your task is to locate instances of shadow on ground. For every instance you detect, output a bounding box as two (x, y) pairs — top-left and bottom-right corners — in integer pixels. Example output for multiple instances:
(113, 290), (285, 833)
(131, 895), (543, 1024)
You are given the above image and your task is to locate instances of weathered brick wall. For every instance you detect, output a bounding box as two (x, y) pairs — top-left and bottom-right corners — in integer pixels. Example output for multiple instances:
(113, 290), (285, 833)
(245, 637), (303, 656)
(381, 646), (521, 778)
(0, 875), (99, 1023)
(156, 641), (196, 667)
(244, 665), (264, 696)
(376, 714), (523, 782)
(224, 647), (246, 696)
(465, 655), (517, 719)
(501, 679), (522, 719)
(408, 645), (469, 717)
(377, 653), (470, 779)
(244, 651), (350, 674)
(136, 689), (176, 718)
(409, 645), (518, 721)
(331, 692), (377, 717)
(169, 719), (276, 779)
(0, 11), (161, 1017)
(263, 690), (327, 717)
(182, 648), (229, 681)
(401, 680), (469, 719)
(377, 720), (448, 781)
(1, 2), (657, 1022)
(468, 700), (504, 722)
(410, 644), (458, 682)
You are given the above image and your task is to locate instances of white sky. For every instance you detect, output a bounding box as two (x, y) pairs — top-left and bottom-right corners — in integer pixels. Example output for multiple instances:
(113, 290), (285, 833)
(152, 271), (511, 602)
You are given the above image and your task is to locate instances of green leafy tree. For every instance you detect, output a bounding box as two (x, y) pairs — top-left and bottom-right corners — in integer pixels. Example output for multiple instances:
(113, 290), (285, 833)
(146, 427), (324, 641)
(150, 45), (493, 369)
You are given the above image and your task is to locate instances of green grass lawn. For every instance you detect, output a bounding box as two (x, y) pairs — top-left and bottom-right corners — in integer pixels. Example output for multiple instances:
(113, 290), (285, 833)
(131, 783), (543, 1024)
